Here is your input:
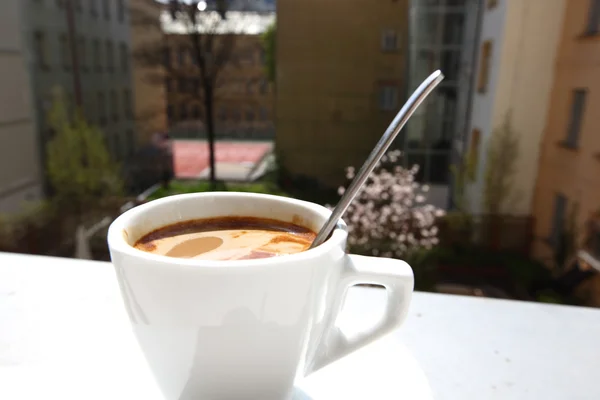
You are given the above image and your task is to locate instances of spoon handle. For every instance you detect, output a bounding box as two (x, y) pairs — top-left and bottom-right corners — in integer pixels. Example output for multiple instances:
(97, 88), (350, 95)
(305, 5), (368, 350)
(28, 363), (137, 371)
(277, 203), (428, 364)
(310, 70), (445, 249)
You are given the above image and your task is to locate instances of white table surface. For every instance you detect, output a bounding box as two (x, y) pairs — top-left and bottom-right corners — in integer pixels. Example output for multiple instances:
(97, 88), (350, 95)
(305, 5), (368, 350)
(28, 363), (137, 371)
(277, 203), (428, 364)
(1, 252), (600, 400)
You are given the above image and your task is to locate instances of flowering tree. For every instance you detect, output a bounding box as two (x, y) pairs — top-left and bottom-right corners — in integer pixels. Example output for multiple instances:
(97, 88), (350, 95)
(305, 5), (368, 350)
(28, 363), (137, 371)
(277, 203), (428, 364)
(336, 150), (445, 259)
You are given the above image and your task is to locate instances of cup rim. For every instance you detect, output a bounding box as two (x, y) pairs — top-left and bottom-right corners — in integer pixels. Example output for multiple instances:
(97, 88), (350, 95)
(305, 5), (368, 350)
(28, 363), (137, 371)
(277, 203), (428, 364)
(107, 192), (347, 269)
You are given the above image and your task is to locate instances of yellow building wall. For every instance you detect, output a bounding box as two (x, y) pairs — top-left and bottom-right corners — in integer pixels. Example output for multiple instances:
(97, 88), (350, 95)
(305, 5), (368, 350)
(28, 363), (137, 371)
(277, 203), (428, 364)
(131, 0), (168, 144)
(533, 0), (600, 260)
(484, 0), (565, 215)
(276, 0), (408, 188)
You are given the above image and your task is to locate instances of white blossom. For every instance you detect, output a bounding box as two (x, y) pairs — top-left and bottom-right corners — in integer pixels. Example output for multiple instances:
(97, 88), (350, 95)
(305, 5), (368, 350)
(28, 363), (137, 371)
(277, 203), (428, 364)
(340, 153), (444, 259)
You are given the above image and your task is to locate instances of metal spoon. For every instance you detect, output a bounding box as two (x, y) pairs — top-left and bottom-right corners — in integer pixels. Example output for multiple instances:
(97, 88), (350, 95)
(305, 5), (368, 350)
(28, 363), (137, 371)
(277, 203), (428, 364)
(309, 70), (445, 249)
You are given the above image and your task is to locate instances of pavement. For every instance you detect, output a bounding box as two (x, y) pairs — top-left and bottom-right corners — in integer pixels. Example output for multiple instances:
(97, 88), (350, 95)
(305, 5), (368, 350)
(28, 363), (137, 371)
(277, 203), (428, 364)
(173, 140), (273, 181)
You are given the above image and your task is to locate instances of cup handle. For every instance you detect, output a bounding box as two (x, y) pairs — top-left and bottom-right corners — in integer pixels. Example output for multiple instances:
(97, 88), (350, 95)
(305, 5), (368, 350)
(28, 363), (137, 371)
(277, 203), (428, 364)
(306, 254), (414, 374)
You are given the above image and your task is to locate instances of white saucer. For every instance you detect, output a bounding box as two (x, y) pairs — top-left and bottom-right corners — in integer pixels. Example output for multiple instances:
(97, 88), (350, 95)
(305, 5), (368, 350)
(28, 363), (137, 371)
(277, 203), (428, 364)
(1, 268), (432, 400)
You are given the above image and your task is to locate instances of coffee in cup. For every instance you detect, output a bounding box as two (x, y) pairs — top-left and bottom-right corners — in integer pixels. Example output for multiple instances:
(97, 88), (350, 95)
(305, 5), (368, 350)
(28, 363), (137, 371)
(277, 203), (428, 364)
(133, 216), (317, 261)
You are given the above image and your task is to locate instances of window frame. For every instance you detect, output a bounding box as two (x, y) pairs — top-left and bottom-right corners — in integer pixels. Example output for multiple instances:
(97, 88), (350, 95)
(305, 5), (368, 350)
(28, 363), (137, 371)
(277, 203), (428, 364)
(105, 40), (114, 72)
(549, 193), (568, 248)
(381, 29), (399, 52)
(120, 43), (129, 73)
(103, 0), (111, 20)
(180, 103), (188, 121)
(93, 38), (102, 71)
(468, 128), (481, 180)
(379, 85), (399, 111)
(110, 90), (119, 121)
(585, 0), (600, 35)
(477, 40), (493, 93)
(97, 91), (107, 125)
(117, 0), (126, 23)
(33, 31), (49, 70)
(123, 89), (132, 118)
(90, 0), (98, 17)
(78, 36), (87, 71)
(562, 89), (588, 149)
(59, 33), (71, 70)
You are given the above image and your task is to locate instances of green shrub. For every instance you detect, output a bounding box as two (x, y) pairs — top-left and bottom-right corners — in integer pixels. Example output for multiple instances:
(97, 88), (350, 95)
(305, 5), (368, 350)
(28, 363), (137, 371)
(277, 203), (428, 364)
(148, 180), (289, 200)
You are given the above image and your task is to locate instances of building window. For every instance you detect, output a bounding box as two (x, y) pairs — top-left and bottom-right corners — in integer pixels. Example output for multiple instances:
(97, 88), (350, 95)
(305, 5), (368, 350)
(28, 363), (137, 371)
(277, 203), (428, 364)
(90, 0), (98, 17)
(585, 0), (600, 35)
(192, 78), (200, 94)
(487, 0), (498, 9)
(56, 0), (64, 8)
(178, 78), (187, 93)
(259, 106), (268, 121)
(237, 49), (252, 65)
(549, 194), (567, 247)
(379, 85), (398, 111)
(97, 92), (106, 124)
(106, 40), (114, 71)
(180, 104), (188, 120)
(66, 91), (75, 111)
(218, 107), (227, 121)
(117, 0), (125, 22)
(246, 109), (255, 121)
(126, 130), (135, 157)
(123, 89), (132, 118)
(163, 48), (171, 68)
(192, 104), (200, 119)
(468, 128), (481, 179)
(83, 95), (93, 122)
(441, 49), (461, 80)
(78, 37), (87, 70)
(232, 108), (241, 123)
(111, 90), (119, 121)
(166, 78), (173, 93)
(120, 43), (128, 72)
(93, 38), (101, 71)
(103, 134), (112, 158)
(563, 89), (587, 148)
(103, 0), (110, 19)
(259, 79), (268, 95)
(33, 31), (49, 69)
(259, 48), (266, 64)
(381, 30), (399, 51)
(246, 80), (254, 94)
(59, 33), (71, 70)
(167, 104), (174, 124)
(477, 40), (492, 93)
(178, 46), (186, 67)
(113, 133), (122, 160)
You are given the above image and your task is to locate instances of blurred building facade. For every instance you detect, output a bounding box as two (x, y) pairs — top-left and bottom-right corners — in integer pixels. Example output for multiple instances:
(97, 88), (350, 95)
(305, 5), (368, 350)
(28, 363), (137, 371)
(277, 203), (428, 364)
(131, 0), (168, 142)
(0, 0), (44, 213)
(405, 0), (482, 209)
(159, 10), (275, 140)
(203, 0), (276, 12)
(276, 0), (409, 188)
(25, 0), (137, 166)
(532, 0), (600, 262)
(462, 0), (566, 216)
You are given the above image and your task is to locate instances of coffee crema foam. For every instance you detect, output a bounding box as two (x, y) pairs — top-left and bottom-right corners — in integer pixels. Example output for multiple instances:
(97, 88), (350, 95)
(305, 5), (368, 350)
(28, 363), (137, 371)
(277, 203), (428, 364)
(133, 216), (317, 261)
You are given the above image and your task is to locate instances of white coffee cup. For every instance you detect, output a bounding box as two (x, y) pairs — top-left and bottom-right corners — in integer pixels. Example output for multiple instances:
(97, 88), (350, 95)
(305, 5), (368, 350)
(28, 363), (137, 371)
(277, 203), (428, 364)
(107, 192), (413, 400)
